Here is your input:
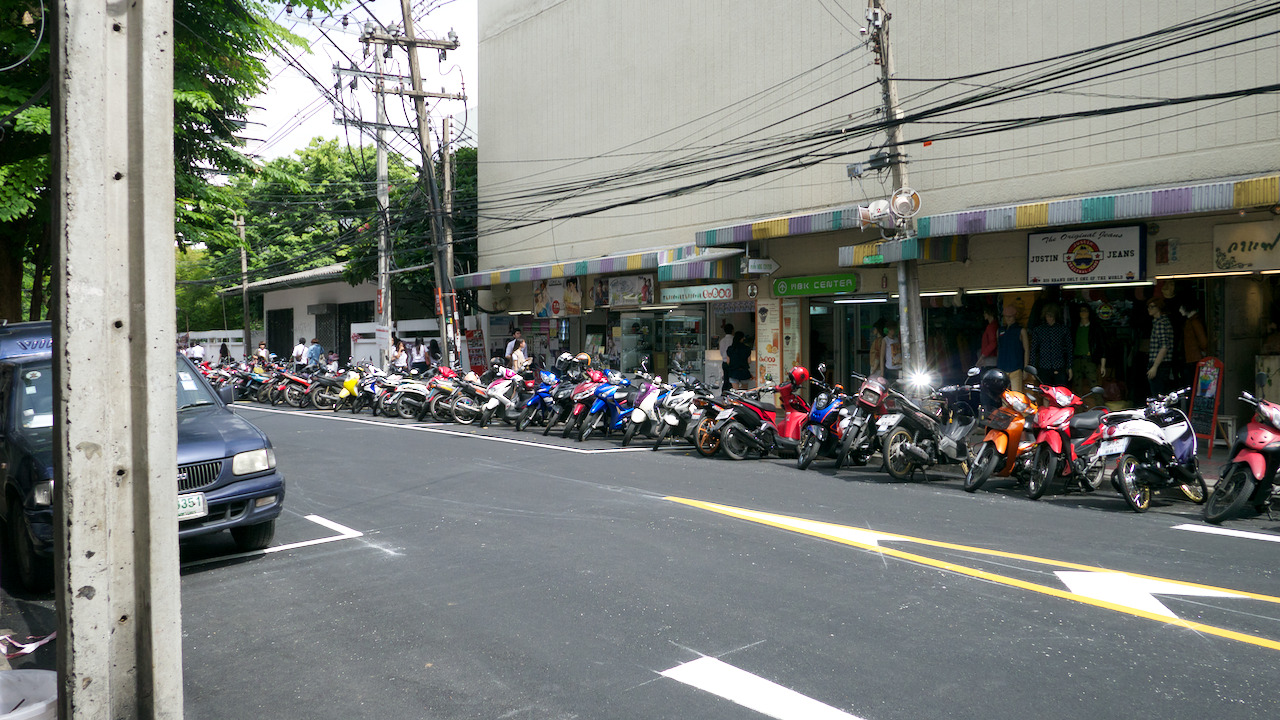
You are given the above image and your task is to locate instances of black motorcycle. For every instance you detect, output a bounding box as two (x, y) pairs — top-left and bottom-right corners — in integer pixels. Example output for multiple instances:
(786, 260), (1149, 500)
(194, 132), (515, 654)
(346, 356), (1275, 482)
(878, 369), (981, 481)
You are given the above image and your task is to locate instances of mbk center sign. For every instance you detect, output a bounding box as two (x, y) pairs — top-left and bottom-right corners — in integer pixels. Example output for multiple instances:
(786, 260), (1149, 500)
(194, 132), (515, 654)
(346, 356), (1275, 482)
(1027, 226), (1145, 284)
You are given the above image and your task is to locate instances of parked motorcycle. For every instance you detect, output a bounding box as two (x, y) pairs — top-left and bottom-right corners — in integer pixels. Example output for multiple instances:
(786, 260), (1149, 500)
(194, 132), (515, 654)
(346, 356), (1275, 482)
(878, 369), (981, 481)
(478, 360), (526, 428)
(716, 386), (781, 460)
(837, 371), (891, 468)
(1204, 375), (1280, 523)
(578, 369), (635, 441)
(558, 368), (607, 438)
(796, 365), (851, 470)
(771, 366), (812, 458)
(1092, 386), (1206, 512)
(963, 369), (1039, 493)
(1025, 377), (1108, 500)
(514, 365), (566, 432)
(623, 359), (667, 447)
(652, 373), (715, 451)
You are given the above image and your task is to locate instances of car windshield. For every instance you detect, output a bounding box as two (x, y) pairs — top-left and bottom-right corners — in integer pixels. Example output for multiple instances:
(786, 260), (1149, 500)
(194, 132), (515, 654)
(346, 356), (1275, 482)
(17, 361), (54, 430)
(177, 356), (218, 410)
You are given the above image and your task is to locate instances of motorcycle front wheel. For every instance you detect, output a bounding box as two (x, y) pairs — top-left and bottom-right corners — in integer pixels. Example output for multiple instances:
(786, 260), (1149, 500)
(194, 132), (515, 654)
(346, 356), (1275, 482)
(397, 394), (423, 420)
(651, 422), (671, 451)
(720, 424), (749, 460)
(478, 406), (495, 428)
(1204, 464), (1255, 524)
(1027, 444), (1056, 500)
(312, 388), (339, 411)
(579, 410), (604, 442)
(1115, 453), (1151, 512)
(796, 431), (819, 470)
(882, 426), (916, 481)
(694, 417), (720, 457)
(515, 405), (536, 432)
(285, 384), (307, 408)
(964, 441), (999, 493)
(622, 419), (641, 447)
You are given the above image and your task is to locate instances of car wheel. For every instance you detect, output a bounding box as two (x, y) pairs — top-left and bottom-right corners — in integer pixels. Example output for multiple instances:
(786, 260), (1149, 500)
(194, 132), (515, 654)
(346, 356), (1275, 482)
(230, 520), (276, 552)
(7, 501), (52, 592)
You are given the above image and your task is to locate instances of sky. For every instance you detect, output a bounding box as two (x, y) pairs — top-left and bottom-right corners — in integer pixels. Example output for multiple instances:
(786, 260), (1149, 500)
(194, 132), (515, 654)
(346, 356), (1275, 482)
(244, 0), (478, 162)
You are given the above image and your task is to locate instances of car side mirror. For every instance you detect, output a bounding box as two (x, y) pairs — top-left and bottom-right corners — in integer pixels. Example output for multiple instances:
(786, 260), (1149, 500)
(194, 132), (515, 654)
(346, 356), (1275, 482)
(218, 385), (236, 406)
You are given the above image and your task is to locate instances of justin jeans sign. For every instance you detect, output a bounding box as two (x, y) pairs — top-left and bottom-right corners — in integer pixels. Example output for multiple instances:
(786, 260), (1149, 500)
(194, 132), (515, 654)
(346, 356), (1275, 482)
(772, 273), (859, 297)
(659, 284), (735, 304)
(1027, 226), (1144, 284)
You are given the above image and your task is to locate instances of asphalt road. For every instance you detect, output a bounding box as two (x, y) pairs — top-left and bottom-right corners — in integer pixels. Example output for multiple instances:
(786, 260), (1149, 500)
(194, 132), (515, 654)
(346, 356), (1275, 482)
(7, 403), (1280, 719)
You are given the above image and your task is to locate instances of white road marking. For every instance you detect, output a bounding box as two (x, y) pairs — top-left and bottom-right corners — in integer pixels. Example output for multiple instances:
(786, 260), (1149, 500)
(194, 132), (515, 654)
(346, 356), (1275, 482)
(240, 405), (649, 454)
(661, 656), (867, 720)
(1173, 524), (1280, 544)
(1054, 571), (1245, 618)
(180, 514), (363, 569)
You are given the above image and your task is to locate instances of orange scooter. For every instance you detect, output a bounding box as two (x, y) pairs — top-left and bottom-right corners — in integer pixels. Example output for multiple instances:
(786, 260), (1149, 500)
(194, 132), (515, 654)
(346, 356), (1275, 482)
(963, 386), (1038, 493)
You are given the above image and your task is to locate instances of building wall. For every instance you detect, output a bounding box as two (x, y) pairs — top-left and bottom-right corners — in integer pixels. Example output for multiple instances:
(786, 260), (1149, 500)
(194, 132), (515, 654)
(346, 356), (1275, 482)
(478, 0), (1279, 271)
(263, 281), (377, 344)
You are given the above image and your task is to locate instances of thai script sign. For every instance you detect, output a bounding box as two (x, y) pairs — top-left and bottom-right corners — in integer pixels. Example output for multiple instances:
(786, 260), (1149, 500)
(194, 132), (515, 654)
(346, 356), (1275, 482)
(1213, 219), (1280, 271)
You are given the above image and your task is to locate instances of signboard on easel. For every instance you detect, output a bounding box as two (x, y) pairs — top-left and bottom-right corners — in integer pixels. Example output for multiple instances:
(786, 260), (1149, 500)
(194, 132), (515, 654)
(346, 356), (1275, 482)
(1190, 356), (1224, 458)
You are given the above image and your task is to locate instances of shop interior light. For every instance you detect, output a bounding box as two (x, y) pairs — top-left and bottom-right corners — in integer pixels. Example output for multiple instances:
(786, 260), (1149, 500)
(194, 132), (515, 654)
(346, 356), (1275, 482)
(834, 297), (889, 304)
(1153, 271), (1253, 280)
(507, 310), (533, 316)
(1261, 269), (1280, 275)
(639, 305), (680, 311)
(920, 290), (958, 297)
(1060, 281), (1154, 289)
(964, 286), (1044, 295)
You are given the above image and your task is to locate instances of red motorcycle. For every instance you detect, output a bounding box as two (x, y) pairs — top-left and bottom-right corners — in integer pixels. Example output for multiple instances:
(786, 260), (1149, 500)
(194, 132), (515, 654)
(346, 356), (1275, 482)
(559, 369), (607, 439)
(1026, 381), (1108, 500)
(771, 366), (813, 457)
(1204, 383), (1280, 523)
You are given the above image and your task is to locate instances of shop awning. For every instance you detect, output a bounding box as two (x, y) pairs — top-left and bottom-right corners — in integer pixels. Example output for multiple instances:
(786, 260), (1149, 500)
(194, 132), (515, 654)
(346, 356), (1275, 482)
(216, 262), (349, 297)
(455, 245), (742, 289)
(838, 236), (967, 267)
(695, 172), (1278, 248)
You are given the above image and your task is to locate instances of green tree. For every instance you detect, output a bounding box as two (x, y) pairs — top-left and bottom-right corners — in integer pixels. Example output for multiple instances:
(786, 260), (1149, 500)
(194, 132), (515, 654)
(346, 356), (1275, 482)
(0, 0), (333, 322)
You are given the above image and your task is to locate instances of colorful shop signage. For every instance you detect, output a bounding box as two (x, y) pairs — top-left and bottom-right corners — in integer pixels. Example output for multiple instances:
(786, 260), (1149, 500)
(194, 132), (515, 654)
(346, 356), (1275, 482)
(659, 283), (735, 304)
(1213, 218), (1280, 271)
(755, 299), (782, 384)
(1027, 226), (1143, 284)
(772, 273), (859, 297)
(533, 277), (583, 318)
(607, 275), (654, 307)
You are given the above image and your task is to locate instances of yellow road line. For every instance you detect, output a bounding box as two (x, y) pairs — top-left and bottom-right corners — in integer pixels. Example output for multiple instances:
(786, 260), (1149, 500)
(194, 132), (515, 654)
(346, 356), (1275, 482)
(667, 497), (1280, 653)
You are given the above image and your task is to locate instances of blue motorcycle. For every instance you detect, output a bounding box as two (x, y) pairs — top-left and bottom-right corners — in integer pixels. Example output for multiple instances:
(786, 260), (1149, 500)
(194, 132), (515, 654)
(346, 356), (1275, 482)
(578, 369), (636, 442)
(796, 366), (854, 470)
(514, 368), (562, 431)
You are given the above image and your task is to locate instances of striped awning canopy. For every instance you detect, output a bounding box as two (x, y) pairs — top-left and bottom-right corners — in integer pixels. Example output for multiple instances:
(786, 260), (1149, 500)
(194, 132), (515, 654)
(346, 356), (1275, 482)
(455, 245), (742, 289)
(695, 173), (1279, 249)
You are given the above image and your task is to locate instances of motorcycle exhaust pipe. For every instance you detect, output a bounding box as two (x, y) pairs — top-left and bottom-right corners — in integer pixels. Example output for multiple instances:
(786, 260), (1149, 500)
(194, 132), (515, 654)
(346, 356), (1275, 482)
(901, 443), (932, 464)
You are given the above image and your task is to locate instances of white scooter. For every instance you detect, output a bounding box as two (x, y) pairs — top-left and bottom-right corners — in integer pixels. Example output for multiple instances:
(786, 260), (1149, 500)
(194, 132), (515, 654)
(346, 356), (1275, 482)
(1094, 386), (1208, 512)
(478, 361), (525, 428)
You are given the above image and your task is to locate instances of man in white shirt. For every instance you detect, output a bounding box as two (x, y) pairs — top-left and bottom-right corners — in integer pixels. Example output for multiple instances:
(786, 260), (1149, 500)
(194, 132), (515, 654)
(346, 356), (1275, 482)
(291, 337), (307, 367)
(187, 342), (205, 362)
(504, 329), (523, 360)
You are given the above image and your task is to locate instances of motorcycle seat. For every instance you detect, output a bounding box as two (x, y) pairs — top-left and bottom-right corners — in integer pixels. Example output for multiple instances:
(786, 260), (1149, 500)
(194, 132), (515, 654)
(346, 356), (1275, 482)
(1069, 408), (1106, 436)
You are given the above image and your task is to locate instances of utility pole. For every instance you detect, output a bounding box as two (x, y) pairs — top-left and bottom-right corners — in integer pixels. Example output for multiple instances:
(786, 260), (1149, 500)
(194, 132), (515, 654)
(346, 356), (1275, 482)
(54, 0), (183, 716)
(238, 215), (250, 355)
(374, 51), (392, 368)
(394, 0), (460, 367)
(871, 0), (926, 376)
(442, 115), (454, 299)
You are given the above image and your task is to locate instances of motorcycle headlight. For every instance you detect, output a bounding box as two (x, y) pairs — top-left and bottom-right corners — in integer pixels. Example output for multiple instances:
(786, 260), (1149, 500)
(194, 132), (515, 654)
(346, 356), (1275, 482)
(814, 393), (829, 409)
(1002, 391), (1028, 414)
(232, 448), (276, 476)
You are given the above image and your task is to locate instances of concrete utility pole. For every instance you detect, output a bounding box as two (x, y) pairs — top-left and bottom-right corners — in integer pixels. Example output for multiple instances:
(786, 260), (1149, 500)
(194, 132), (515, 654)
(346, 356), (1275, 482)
(53, 0), (184, 717)
(238, 215), (250, 354)
(374, 51), (393, 368)
(397, 0), (461, 367)
(872, 0), (926, 375)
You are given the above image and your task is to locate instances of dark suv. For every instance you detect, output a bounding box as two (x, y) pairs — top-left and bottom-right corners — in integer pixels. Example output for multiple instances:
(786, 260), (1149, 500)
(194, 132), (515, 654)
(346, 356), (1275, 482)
(1, 321), (285, 590)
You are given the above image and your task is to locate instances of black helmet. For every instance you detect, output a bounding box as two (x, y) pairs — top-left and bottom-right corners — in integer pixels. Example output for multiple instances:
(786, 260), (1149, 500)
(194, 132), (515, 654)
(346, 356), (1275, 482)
(980, 368), (1010, 398)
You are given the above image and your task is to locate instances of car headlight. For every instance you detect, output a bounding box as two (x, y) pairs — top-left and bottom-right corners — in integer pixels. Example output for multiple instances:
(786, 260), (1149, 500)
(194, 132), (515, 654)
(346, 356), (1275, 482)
(232, 448), (276, 476)
(32, 480), (54, 507)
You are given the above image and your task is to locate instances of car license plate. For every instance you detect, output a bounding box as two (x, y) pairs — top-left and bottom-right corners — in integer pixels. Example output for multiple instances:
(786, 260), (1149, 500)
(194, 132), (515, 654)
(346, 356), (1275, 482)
(1097, 438), (1127, 457)
(876, 413), (902, 431)
(177, 492), (208, 521)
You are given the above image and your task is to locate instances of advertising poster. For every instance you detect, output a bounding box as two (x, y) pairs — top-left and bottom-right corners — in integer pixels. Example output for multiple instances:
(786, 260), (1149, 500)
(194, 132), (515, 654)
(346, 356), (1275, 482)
(589, 277), (610, 310)
(607, 275), (654, 307)
(1027, 226), (1143, 284)
(465, 328), (487, 373)
(754, 298), (782, 385)
(534, 278), (582, 318)
(781, 298), (802, 374)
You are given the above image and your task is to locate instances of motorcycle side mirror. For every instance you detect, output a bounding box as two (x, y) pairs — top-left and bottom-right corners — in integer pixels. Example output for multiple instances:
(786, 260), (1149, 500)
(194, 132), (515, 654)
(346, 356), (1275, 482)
(1090, 386), (1106, 397)
(1257, 371), (1268, 387)
(966, 367), (981, 377)
(1023, 365), (1038, 376)
(817, 362), (827, 374)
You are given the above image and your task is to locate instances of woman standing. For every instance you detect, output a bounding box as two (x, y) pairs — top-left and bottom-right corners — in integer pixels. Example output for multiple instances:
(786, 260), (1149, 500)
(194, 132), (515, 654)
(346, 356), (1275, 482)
(510, 338), (530, 370)
(391, 339), (410, 373)
(411, 338), (430, 375)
